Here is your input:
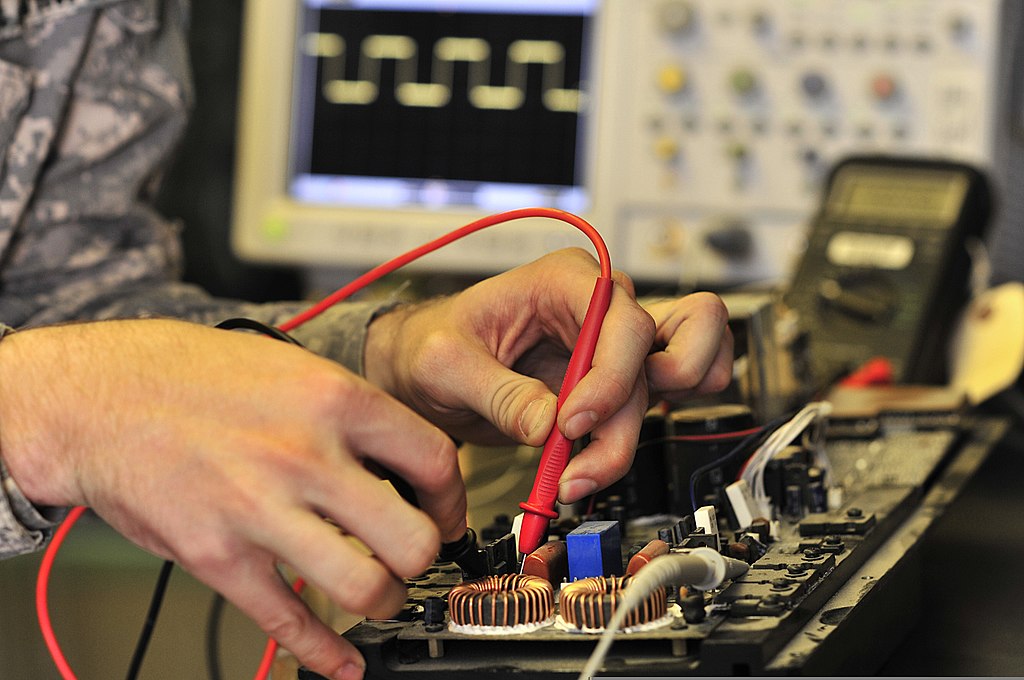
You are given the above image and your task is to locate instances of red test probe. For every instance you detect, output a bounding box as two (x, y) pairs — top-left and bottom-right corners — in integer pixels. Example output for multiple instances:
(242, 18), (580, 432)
(517, 275), (613, 556)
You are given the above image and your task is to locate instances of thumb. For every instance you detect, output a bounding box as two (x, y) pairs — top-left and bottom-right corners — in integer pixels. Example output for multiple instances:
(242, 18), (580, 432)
(456, 351), (557, 446)
(513, 390), (559, 446)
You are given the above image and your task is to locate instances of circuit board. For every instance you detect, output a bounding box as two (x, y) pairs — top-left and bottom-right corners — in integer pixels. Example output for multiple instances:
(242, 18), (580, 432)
(298, 399), (1006, 679)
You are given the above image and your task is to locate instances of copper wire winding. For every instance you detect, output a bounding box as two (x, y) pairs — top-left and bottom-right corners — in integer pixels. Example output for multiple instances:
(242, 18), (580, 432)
(558, 576), (667, 630)
(448, 574), (555, 627)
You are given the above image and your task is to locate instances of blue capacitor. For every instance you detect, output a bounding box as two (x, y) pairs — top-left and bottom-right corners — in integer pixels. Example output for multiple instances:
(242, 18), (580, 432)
(566, 520), (622, 580)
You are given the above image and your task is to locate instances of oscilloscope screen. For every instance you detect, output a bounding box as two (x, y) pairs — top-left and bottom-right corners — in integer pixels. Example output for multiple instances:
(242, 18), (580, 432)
(289, 1), (594, 212)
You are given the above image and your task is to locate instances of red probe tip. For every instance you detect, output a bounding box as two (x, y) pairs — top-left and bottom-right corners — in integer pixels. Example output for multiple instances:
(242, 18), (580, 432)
(518, 510), (554, 555)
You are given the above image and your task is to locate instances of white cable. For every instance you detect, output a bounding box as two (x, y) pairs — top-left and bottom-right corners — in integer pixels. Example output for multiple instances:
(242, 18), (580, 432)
(575, 549), (749, 680)
(739, 402), (832, 515)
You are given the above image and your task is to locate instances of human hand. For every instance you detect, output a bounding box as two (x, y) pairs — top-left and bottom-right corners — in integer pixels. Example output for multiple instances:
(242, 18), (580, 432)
(0, 319), (466, 680)
(365, 248), (733, 505)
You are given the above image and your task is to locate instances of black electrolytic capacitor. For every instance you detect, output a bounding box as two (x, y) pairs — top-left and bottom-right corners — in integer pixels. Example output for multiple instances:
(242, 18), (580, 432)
(784, 484), (804, 519)
(807, 466), (827, 513)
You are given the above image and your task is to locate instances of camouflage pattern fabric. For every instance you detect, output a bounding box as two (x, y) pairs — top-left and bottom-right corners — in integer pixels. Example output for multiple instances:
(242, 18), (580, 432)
(0, 1), (394, 555)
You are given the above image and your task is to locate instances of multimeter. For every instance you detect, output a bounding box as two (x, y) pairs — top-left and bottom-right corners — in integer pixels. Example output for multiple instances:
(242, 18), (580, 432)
(784, 156), (991, 387)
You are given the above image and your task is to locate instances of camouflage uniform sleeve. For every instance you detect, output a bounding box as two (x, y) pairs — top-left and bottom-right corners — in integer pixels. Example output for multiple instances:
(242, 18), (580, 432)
(0, 0), (396, 377)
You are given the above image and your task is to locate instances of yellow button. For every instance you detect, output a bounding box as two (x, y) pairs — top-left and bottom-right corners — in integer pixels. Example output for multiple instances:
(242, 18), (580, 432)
(657, 64), (688, 94)
(726, 141), (748, 160)
(654, 136), (681, 161)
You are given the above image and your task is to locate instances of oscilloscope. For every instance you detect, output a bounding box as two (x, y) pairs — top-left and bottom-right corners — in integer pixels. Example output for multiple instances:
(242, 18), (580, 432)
(232, 0), (1023, 287)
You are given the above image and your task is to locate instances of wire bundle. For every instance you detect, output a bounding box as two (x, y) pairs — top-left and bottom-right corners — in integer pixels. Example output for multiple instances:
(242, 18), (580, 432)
(738, 402), (833, 517)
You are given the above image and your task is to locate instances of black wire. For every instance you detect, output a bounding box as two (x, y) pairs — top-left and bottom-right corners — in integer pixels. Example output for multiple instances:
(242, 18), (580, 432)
(214, 317), (304, 346)
(125, 559), (175, 680)
(205, 593), (227, 680)
(688, 413), (793, 513)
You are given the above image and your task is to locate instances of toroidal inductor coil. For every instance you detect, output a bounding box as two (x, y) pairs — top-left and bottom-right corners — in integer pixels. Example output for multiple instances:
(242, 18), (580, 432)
(448, 574), (555, 628)
(558, 575), (668, 630)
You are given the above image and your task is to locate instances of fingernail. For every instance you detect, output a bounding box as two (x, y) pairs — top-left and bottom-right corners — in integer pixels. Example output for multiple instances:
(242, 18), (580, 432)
(559, 478), (598, 504)
(520, 397), (553, 440)
(564, 410), (599, 440)
(336, 662), (365, 680)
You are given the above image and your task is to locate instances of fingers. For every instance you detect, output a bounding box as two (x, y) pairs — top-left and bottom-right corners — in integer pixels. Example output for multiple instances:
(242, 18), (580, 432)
(299, 463), (444, 577)
(548, 284), (731, 504)
(209, 557), (372, 680)
(557, 272), (656, 440)
(644, 293), (735, 401)
(346, 424), (467, 544)
(199, 497), (424, 680)
(651, 325), (734, 402)
(449, 351), (559, 447)
(249, 506), (411, 617)
(558, 370), (649, 504)
(323, 380), (468, 542)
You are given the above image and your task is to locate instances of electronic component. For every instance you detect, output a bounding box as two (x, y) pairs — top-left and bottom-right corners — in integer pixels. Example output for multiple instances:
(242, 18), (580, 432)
(305, 406), (1007, 679)
(664, 403), (757, 515)
(661, 514), (721, 551)
(438, 528), (518, 578)
(448, 574), (555, 629)
(693, 505), (720, 550)
(522, 541), (569, 586)
(806, 467), (828, 513)
(557, 576), (668, 631)
(725, 479), (760, 530)
(625, 539), (670, 576)
(784, 157), (992, 386)
(566, 520), (622, 580)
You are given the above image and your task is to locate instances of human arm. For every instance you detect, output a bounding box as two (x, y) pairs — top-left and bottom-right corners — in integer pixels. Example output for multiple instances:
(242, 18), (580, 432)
(0, 319), (466, 680)
(364, 247), (734, 504)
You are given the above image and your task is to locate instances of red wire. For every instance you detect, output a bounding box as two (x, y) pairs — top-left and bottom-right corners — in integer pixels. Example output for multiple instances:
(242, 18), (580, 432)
(253, 577), (306, 680)
(278, 207), (612, 332)
(660, 426), (766, 443)
(36, 505), (87, 680)
(35, 207), (611, 680)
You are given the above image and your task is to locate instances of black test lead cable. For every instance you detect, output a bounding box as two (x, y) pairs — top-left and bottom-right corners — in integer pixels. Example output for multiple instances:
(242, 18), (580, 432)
(205, 593), (227, 680)
(124, 559), (175, 680)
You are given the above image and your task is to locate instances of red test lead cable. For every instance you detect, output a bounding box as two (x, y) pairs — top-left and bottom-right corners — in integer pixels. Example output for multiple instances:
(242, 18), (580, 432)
(277, 207), (611, 332)
(36, 505), (87, 680)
